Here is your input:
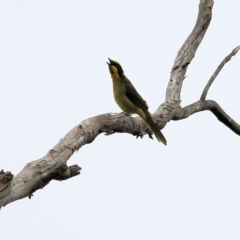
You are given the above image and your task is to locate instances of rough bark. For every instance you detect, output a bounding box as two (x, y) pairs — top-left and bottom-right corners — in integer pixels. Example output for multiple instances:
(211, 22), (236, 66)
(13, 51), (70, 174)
(1, 0), (239, 208)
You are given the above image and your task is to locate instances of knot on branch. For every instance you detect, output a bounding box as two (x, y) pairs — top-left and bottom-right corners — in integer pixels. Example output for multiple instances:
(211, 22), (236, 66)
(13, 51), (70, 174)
(0, 170), (13, 188)
(53, 165), (81, 181)
(0, 170), (14, 198)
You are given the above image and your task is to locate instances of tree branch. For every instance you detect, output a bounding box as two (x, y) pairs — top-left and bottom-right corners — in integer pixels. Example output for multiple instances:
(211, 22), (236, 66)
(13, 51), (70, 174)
(173, 100), (240, 135)
(166, 0), (213, 102)
(156, 0), (213, 122)
(200, 46), (240, 101)
(0, 112), (165, 208)
(6, 0), (239, 208)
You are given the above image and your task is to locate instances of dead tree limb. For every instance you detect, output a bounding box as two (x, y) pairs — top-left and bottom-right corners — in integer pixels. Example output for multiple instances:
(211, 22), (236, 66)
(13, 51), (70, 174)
(200, 46), (240, 101)
(1, 0), (239, 208)
(173, 100), (240, 135)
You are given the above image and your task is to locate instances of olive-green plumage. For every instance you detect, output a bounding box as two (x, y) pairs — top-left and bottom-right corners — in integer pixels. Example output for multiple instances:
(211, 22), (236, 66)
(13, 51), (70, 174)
(107, 58), (167, 145)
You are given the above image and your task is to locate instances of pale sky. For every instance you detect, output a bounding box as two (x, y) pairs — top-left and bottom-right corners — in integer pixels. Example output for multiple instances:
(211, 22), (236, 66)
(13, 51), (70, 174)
(1, 1), (240, 240)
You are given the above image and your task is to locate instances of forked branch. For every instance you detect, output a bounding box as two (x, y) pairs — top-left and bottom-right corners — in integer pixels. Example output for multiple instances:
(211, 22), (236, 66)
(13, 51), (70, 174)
(172, 45), (240, 134)
(1, 0), (239, 208)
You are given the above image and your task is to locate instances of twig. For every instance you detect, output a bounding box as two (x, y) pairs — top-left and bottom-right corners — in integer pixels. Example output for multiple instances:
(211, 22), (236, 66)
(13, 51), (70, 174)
(200, 46), (240, 101)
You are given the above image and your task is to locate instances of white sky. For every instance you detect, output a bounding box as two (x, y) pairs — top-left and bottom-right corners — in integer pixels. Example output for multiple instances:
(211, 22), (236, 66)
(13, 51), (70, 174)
(1, 1), (240, 240)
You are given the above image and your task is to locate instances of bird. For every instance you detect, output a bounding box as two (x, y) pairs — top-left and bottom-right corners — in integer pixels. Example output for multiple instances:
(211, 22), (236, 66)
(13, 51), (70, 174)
(106, 58), (167, 145)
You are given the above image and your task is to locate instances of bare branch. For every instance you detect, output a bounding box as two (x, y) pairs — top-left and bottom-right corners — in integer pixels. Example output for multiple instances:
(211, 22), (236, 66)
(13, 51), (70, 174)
(0, 0), (216, 208)
(165, 0), (213, 104)
(200, 46), (240, 101)
(173, 100), (240, 135)
(3, 0), (238, 209)
(157, 0), (213, 123)
(0, 111), (166, 208)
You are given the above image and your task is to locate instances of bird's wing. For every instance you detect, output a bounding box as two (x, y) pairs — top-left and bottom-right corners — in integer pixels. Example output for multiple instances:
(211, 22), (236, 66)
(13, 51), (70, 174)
(124, 77), (149, 111)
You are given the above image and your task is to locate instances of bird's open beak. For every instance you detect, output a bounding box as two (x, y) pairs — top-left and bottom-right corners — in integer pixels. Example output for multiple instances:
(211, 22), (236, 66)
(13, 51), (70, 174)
(108, 58), (112, 63)
(106, 58), (111, 66)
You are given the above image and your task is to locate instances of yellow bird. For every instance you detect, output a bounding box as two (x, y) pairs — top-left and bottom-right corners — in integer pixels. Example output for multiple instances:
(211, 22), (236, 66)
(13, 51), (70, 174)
(107, 58), (167, 145)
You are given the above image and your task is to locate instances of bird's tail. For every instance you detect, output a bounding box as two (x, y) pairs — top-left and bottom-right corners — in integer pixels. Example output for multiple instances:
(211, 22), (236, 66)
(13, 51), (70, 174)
(144, 112), (167, 145)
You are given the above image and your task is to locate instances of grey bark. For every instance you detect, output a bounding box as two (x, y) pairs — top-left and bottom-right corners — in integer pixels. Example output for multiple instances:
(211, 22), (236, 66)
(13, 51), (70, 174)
(1, 0), (239, 208)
